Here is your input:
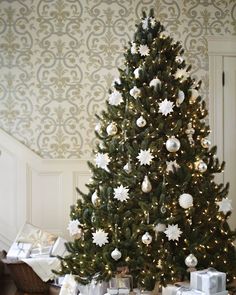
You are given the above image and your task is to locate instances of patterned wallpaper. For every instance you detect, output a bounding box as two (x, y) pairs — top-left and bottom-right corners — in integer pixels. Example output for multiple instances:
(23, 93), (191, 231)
(0, 0), (235, 159)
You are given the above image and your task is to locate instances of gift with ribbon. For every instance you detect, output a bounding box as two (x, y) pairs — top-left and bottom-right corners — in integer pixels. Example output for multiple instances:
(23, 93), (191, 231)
(190, 268), (226, 294)
(7, 242), (32, 259)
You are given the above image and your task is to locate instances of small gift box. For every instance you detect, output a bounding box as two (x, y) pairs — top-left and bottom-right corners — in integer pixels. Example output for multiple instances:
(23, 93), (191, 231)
(30, 245), (53, 258)
(78, 279), (108, 295)
(7, 242), (32, 259)
(51, 237), (69, 257)
(190, 268), (226, 294)
(109, 275), (133, 290)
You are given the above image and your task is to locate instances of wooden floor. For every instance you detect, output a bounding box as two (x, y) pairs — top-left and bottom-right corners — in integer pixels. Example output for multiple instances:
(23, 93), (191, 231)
(0, 275), (60, 295)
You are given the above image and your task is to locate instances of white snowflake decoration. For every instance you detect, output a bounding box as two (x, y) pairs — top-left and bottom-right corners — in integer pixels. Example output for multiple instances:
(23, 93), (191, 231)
(216, 198), (233, 215)
(166, 160), (180, 173)
(114, 185), (130, 202)
(137, 149), (154, 166)
(149, 77), (161, 88)
(95, 153), (110, 170)
(158, 99), (174, 116)
(164, 224), (182, 241)
(134, 67), (141, 79)
(92, 229), (109, 247)
(108, 90), (123, 106)
(130, 86), (141, 99)
(131, 42), (138, 54)
(67, 219), (81, 236)
(175, 68), (189, 81)
(139, 44), (150, 56)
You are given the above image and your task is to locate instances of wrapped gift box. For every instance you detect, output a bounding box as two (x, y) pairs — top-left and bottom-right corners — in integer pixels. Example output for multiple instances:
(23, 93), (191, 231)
(190, 269), (226, 294)
(51, 237), (69, 257)
(109, 275), (133, 290)
(7, 242), (32, 259)
(78, 279), (108, 295)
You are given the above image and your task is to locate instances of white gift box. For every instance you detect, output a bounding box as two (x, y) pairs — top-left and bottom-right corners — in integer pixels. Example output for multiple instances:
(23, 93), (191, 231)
(59, 274), (79, 295)
(190, 269), (226, 294)
(109, 276), (132, 290)
(51, 237), (69, 257)
(7, 242), (32, 259)
(30, 245), (53, 258)
(78, 279), (108, 295)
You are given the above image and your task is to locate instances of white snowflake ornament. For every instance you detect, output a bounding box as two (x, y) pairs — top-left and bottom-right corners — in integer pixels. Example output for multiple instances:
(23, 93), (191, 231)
(92, 229), (109, 247)
(166, 160), (180, 173)
(158, 99), (174, 116)
(131, 42), (138, 54)
(164, 224), (182, 241)
(114, 185), (130, 202)
(139, 44), (150, 56)
(134, 67), (141, 79)
(95, 153), (110, 170)
(108, 90), (123, 106)
(175, 68), (189, 81)
(216, 198), (233, 215)
(67, 219), (82, 236)
(130, 86), (141, 99)
(137, 149), (154, 165)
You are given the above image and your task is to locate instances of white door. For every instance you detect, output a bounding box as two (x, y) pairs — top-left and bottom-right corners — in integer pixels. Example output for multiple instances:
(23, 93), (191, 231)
(223, 56), (236, 228)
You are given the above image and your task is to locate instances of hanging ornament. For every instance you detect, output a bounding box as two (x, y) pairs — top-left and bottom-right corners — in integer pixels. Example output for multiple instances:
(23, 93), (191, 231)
(108, 90), (123, 106)
(106, 122), (117, 136)
(130, 86), (141, 99)
(164, 224), (182, 241)
(176, 90), (185, 107)
(134, 67), (141, 79)
(158, 98), (174, 116)
(141, 175), (152, 193)
(160, 31), (168, 39)
(201, 138), (211, 149)
(123, 161), (132, 174)
(142, 232), (152, 245)
(185, 122), (195, 145)
(175, 56), (184, 63)
(111, 248), (122, 261)
(136, 116), (147, 127)
(185, 254), (198, 268)
(175, 68), (189, 81)
(114, 185), (130, 202)
(189, 88), (199, 104)
(67, 219), (82, 237)
(91, 212), (96, 223)
(166, 160), (180, 173)
(154, 223), (166, 240)
(149, 77), (161, 88)
(91, 191), (101, 207)
(139, 44), (150, 56)
(216, 198), (233, 215)
(92, 229), (109, 247)
(137, 149), (154, 165)
(95, 153), (110, 171)
(195, 160), (207, 173)
(160, 205), (166, 214)
(166, 136), (181, 153)
(179, 193), (193, 209)
(130, 42), (138, 54)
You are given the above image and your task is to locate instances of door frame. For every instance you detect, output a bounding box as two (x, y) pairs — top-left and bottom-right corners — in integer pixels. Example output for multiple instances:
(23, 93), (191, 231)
(208, 36), (236, 183)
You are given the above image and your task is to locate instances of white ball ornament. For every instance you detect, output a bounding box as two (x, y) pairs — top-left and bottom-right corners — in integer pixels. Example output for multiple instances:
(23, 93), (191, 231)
(111, 248), (122, 261)
(106, 123), (117, 136)
(136, 116), (147, 127)
(179, 193), (193, 209)
(166, 136), (181, 153)
(196, 160), (207, 173)
(134, 67), (141, 79)
(185, 253), (198, 268)
(149, 78), (161, 88)
(201, 138), (211, 149)
(142, 232), (152, 245)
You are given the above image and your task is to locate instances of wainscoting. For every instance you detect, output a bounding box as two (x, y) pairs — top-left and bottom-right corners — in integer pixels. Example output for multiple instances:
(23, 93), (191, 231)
(0, 129), (91, 250)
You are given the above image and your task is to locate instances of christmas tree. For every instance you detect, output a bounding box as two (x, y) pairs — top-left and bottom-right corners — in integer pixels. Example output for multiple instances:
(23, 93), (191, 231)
(58, 10), (236, 291)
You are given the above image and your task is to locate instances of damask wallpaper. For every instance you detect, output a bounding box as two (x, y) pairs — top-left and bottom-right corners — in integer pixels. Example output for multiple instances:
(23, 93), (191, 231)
(0, 0), (235, 159)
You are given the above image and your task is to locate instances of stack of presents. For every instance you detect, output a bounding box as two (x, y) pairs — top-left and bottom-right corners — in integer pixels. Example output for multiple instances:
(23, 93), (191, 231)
(2, 224), (231, 295)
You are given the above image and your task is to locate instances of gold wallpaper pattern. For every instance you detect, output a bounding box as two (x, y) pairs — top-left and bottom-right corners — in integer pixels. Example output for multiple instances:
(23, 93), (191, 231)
(0, 0), (235, 159)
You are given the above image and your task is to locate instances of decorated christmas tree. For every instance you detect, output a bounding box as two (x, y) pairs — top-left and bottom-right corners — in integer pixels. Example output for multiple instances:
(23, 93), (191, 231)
(58, 10), (236, 291)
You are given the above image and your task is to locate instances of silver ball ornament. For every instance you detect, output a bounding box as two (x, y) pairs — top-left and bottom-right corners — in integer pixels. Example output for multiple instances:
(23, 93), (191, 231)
(201, 138), (211, 149)
(106, 123), (117, 136)
(179, 193), (193, 209)
(142, 232), (152, 245)
(111, 248), (122, 261)
(196, 160), (207, 173)
(166, 136), (181, 153)
(185, 254), (198, 268)
(142, 175), (152, 193)
(91, 191), (100, 207)
(136, 116), (147, 128)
